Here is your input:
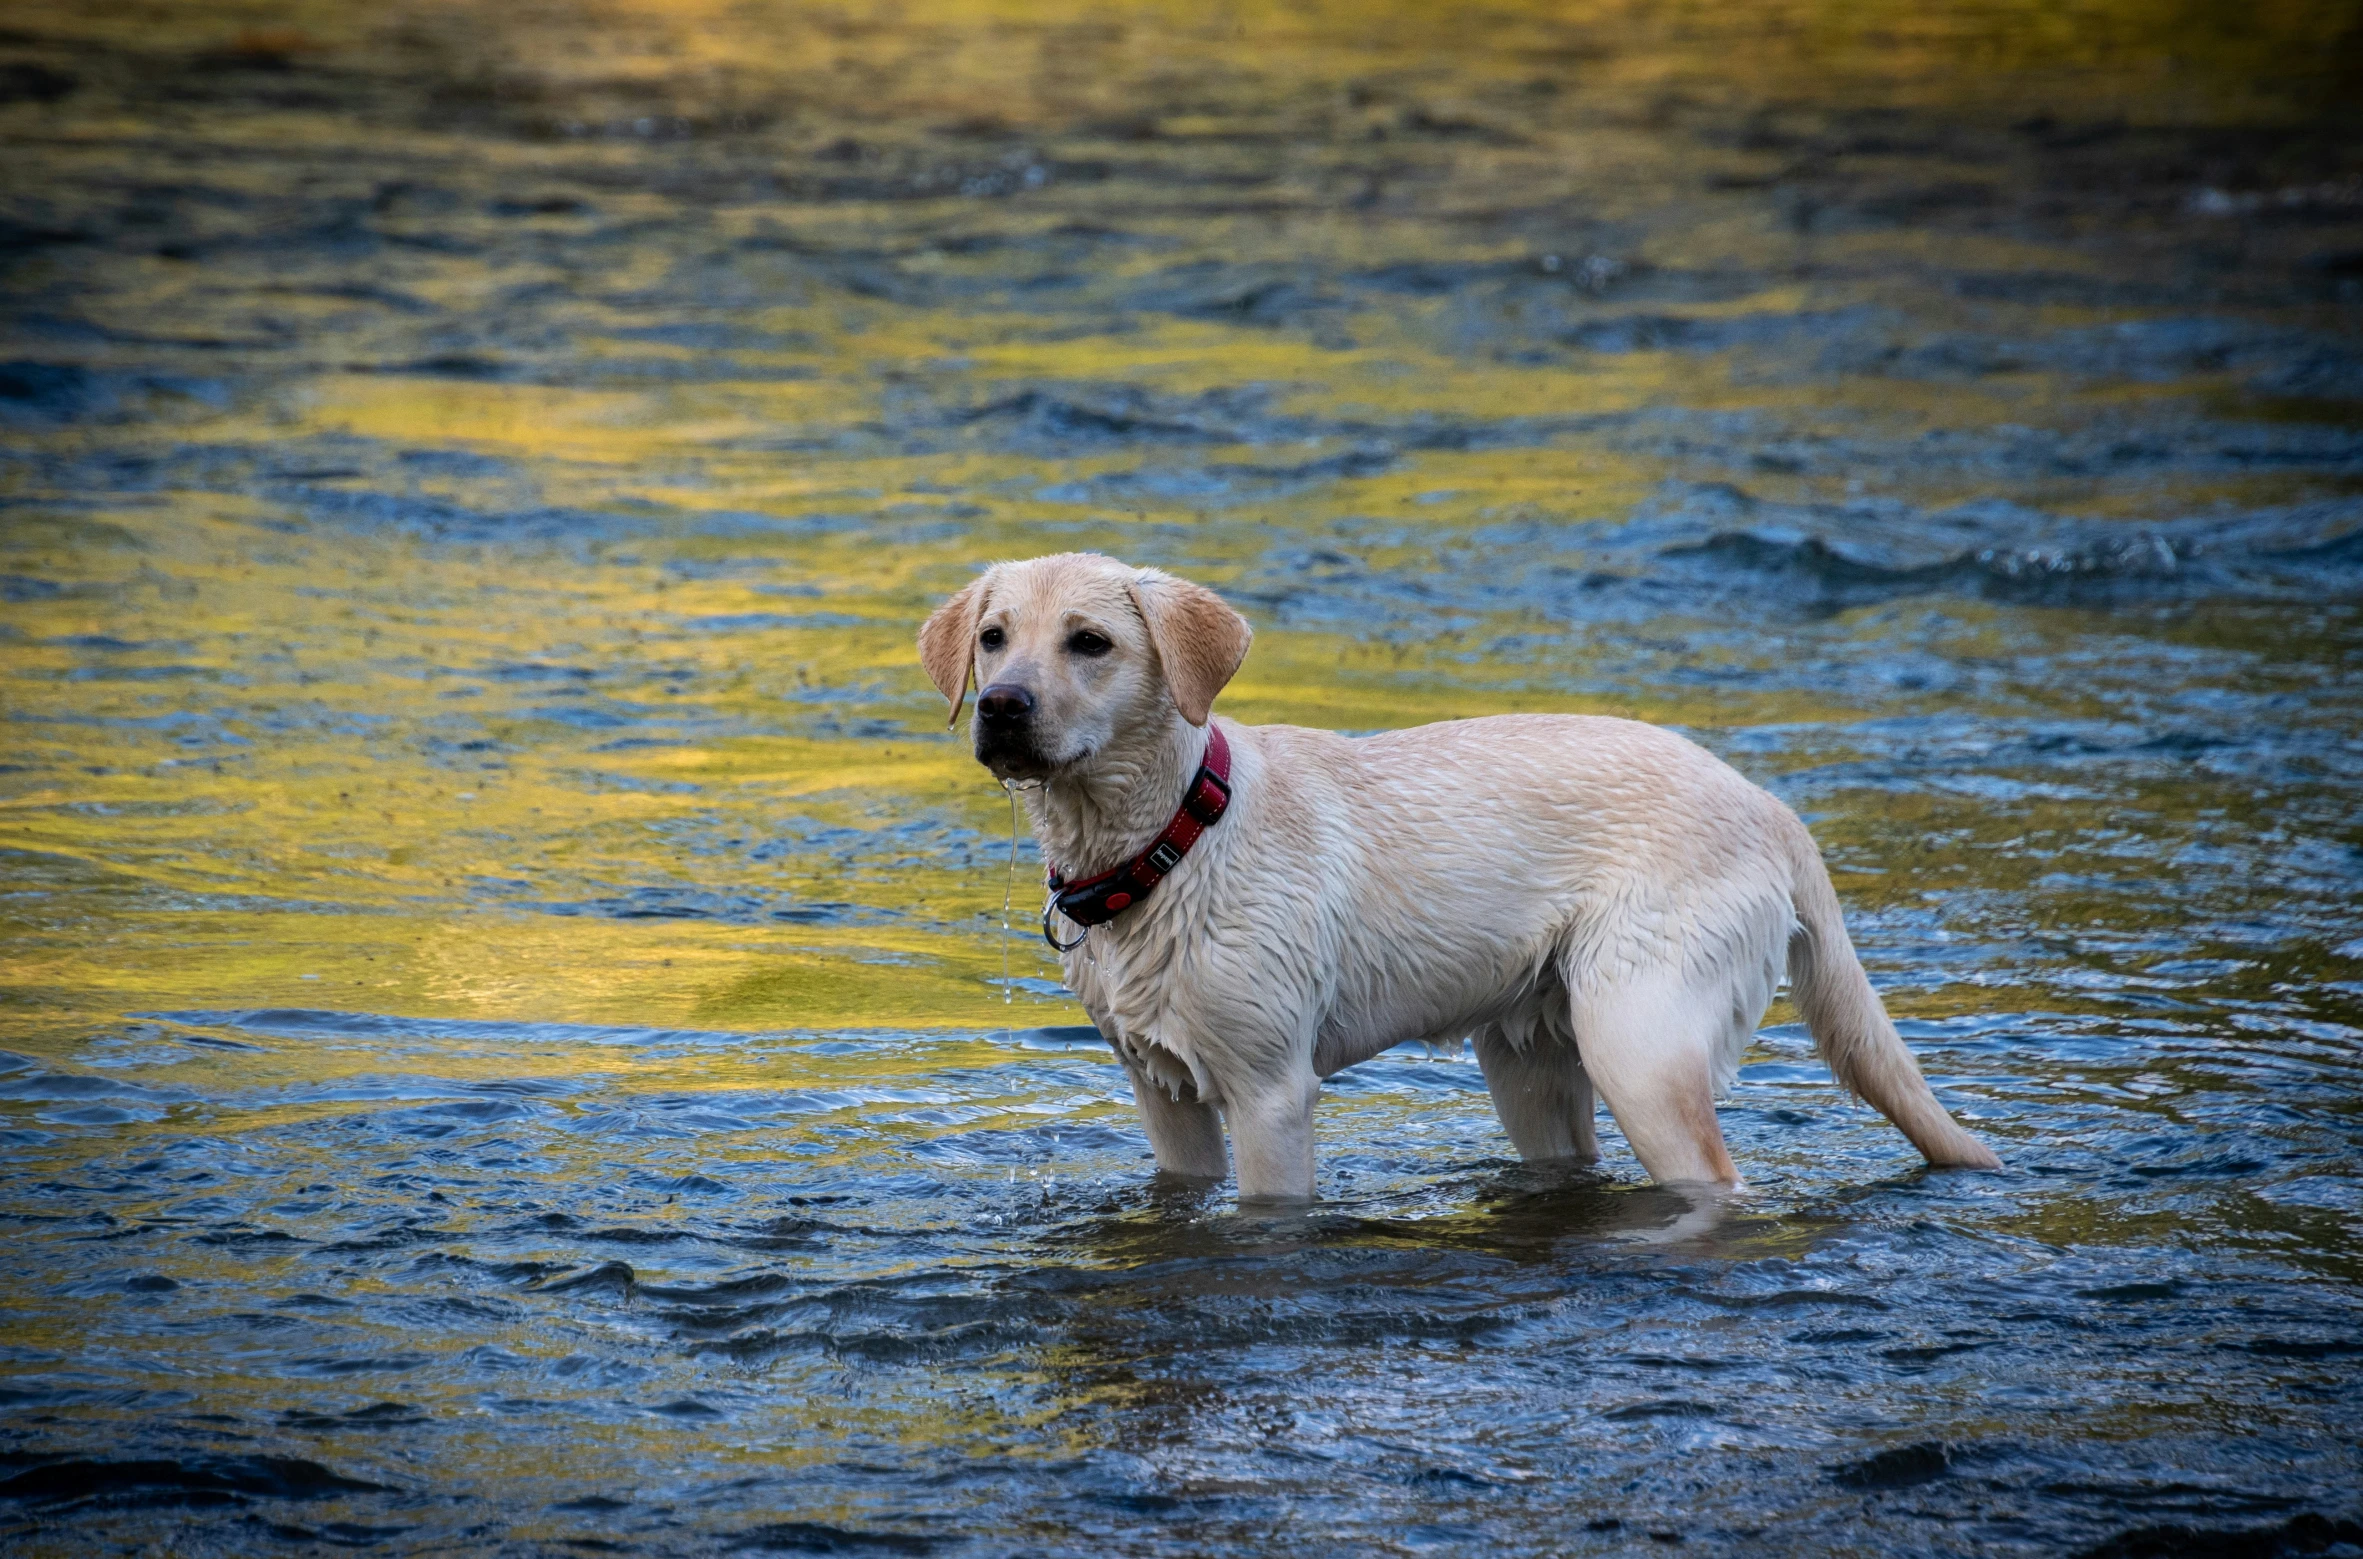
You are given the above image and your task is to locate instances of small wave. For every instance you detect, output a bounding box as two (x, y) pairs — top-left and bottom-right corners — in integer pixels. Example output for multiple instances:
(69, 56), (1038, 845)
(1663, 526), (2211, 610)
(0, 1454), (391, 1506)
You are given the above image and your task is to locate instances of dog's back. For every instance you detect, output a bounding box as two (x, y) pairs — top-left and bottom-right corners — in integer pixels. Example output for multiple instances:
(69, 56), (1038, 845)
(1244, 711), (1999, 1177)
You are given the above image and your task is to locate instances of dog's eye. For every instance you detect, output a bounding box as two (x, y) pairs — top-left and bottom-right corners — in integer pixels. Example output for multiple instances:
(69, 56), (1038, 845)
(978, 626), (1004, 651)
(1066, 630), (1113, 657)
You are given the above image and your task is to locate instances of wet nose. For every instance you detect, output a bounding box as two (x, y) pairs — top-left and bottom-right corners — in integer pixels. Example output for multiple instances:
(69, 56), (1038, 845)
(975, 684), (1035, 725)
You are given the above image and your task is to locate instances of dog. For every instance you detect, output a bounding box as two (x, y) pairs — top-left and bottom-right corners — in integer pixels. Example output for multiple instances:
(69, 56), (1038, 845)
(919, 552), (2001, 1201)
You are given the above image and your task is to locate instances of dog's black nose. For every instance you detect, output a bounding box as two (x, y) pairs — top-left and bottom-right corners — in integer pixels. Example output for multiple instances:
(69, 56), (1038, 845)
(976, 684), (1035, 724)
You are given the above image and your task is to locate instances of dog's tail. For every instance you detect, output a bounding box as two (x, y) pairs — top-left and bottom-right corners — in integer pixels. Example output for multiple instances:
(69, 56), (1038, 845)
(1783, 821), (2001, 1169)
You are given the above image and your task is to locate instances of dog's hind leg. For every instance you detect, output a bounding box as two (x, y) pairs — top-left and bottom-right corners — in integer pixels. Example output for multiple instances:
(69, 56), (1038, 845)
(1566, 972), (1742, 1188)
(1474, 1023), (1600, 1163)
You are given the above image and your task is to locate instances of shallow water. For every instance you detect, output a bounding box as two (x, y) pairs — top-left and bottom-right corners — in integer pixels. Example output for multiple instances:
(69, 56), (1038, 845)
(4, 1), (2362, 1553)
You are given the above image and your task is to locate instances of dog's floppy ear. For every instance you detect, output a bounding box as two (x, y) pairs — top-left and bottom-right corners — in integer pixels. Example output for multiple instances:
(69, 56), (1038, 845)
(917, 572), (991, 728)
(1129, 569), (1253, 727)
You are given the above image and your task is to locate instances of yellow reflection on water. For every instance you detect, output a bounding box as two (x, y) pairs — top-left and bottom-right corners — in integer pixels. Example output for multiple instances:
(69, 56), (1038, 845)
(1, 0), (2353, 1125)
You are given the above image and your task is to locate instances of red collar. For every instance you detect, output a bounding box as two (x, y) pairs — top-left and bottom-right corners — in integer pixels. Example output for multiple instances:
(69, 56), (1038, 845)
(1043, 724), (1232, 947)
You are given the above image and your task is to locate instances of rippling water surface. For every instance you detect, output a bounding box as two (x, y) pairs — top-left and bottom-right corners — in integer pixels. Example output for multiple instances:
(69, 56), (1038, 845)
(4, 1), (2362, 1552)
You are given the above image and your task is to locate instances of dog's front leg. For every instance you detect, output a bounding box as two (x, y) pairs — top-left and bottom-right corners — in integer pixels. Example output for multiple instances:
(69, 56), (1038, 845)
(1119, 1057), (1228, 1180)
(1218, 1069), (1321, 1203)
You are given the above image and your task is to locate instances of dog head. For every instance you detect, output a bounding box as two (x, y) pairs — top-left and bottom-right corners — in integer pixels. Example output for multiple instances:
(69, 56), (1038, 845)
(917, 553), (1252, 782)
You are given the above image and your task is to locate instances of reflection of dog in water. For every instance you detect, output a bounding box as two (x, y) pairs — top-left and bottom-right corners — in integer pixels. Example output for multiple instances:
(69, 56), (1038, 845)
(920, 552), (2001, 1203)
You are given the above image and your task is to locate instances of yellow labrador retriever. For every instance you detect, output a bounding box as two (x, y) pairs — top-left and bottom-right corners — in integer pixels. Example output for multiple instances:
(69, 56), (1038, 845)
(919, 552), (2000, 1201)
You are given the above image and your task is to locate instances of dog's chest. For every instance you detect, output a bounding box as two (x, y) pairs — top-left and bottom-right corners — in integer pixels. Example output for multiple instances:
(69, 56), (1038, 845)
(1059, 887), (1222, 1102)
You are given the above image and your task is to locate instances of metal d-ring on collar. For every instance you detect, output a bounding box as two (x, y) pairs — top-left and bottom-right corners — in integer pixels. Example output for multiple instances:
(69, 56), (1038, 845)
(1040, 901), (1090, 954)
(1040, 724), (1234, 951)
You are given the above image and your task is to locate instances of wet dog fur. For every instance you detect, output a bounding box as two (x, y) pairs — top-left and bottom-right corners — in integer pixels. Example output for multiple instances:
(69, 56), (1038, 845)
(919, 551), (2001, 1201)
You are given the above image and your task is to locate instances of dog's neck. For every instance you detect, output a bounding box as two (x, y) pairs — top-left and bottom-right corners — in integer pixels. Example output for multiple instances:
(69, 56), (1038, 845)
(1023, 709), (1207, 878)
